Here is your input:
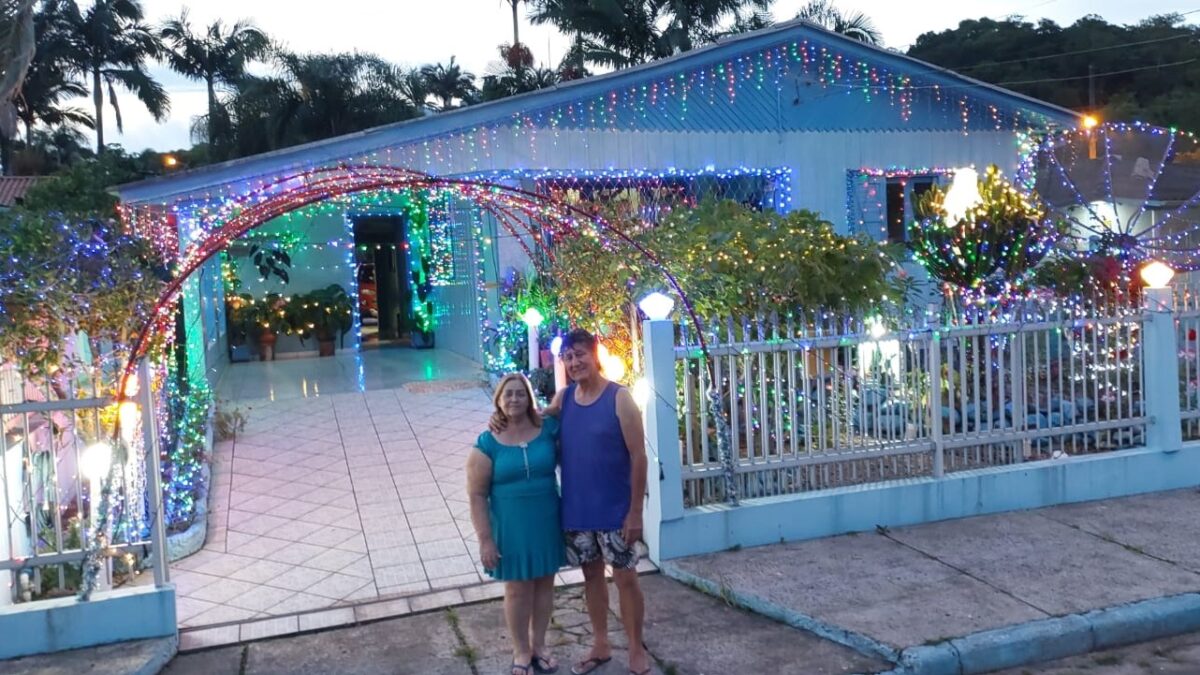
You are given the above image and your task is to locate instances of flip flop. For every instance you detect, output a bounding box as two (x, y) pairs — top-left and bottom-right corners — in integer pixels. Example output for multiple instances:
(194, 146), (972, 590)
(570, 656), (612, 675)
(532, 653), (559, 674)
(510, 662), (532, 675)
(629, 670), (651, 675)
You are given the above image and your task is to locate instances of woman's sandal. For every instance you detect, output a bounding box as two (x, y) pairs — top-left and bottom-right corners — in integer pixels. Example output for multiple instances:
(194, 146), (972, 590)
(511, 661), (532, 675)
(570, 656), (612, 675)
(532, 653), (559, 674)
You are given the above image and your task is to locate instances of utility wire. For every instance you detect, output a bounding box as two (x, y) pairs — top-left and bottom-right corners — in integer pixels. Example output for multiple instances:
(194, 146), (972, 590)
(949, 32), (1195, 73)
(996, 58), (1198, 86)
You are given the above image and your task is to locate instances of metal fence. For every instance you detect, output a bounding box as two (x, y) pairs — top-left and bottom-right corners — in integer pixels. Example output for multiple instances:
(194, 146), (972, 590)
(1, 359), (167, 605)
(675, 303), (1147, 507)
(1177, 286), (1200, 442)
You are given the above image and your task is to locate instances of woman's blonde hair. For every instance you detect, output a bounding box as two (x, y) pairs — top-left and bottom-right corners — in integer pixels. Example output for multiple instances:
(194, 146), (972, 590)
(492, 373), (542, 427)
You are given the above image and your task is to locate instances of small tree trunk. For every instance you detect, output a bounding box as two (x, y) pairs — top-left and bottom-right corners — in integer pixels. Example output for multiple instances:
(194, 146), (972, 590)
(92, 68), (104, 154)
(0, 134), (12, 176)
(206, 76), (217, 147)
(511, 0), (520, 47)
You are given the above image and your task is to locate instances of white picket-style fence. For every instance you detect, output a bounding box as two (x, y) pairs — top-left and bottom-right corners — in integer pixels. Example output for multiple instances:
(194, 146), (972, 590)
(668, 299), (1152, 507)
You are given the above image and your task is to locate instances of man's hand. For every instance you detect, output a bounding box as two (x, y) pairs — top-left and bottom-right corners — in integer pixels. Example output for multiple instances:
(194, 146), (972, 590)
(479, 538), (500, 569)
(621, 510), (643, 547)
(487, 411), (508, 434)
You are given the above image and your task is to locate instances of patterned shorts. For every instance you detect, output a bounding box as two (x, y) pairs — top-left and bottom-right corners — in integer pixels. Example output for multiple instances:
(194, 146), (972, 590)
(564, 529), (642, 569)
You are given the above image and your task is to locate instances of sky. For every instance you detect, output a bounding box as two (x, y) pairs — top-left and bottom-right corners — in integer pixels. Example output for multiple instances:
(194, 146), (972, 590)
(79, 0), (1195, 152)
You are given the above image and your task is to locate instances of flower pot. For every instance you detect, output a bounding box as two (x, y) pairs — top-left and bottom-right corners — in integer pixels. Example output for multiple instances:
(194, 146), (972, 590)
(318, 339), (336, 357)
(258, 333), (278, 361)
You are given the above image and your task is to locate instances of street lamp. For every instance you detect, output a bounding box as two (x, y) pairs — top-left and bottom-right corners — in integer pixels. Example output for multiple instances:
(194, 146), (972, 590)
(1141, 261), (1175, 289)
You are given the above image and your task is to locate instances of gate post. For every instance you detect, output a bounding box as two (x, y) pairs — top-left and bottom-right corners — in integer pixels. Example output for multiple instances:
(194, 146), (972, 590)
(139, 361), (170, 586)
(1143, 286), (1183, 453)
(641, 316), (684, 564)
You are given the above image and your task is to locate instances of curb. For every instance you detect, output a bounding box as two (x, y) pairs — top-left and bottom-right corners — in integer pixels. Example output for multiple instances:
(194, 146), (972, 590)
(662, 562), (1200, 675)
(138, 634), (179, 675)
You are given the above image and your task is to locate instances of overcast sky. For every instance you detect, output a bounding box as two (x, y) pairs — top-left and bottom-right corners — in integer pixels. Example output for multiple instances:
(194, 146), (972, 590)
(83, 0), (1194, 152)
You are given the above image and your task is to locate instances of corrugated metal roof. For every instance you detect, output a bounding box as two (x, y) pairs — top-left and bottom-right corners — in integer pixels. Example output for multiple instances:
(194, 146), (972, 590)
(0, 176), (40, 207)
(117, 19), (1080, 204)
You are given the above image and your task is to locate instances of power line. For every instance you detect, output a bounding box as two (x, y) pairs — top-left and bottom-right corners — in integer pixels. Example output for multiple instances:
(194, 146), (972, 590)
(996, 58), (1198, 86)
(950, 32), (1195, 72)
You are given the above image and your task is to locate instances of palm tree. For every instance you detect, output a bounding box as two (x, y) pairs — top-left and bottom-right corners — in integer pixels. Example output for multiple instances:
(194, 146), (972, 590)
(160, 10), (269, 148)
(399, 67), (435, 114)
(504, 0), (522, 47)
(529, 0), (773, 69)
(0, 0), (36, 174)
(422, 57), (478, 111)
(795, 0), (881, 45)
(15, 1), (94, 146)
(60, 0), (170, 154)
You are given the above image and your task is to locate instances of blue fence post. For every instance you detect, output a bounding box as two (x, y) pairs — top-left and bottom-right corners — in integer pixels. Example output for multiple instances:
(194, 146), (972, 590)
(641, 317), (684, 564)
(1142, 286), (1183, 453)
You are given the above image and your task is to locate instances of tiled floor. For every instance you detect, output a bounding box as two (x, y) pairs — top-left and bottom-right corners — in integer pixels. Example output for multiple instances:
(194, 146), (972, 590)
(174, 348), (517, 629)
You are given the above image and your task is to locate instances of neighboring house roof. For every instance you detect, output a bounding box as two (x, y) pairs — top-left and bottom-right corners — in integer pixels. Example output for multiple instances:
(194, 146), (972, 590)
(117, 19), (1081, 204)
(0, 176), (41, 208)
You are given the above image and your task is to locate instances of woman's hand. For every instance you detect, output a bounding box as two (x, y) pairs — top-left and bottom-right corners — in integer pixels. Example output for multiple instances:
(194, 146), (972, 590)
(479, 538), (500, 569)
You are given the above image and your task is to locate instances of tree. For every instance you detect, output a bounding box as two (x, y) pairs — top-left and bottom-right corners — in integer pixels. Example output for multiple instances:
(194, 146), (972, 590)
(0, 0), (36, 174)
(795, 0), (881, 45)
(160, 10), (269, 151)
(907, 14), (1200, 130)
(529, 0), (773, 69)
(505, 0), (522, 47)
(422, 57), (478, 110)
(59, 0), (170, 154)
(14, 1), (92, 144)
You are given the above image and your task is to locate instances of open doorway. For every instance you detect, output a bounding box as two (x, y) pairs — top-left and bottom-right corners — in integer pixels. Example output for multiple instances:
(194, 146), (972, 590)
(352, 215), (411, 347)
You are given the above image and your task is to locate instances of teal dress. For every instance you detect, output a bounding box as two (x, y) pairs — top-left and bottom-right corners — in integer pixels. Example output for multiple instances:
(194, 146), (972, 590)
(475, 417), (566, 581)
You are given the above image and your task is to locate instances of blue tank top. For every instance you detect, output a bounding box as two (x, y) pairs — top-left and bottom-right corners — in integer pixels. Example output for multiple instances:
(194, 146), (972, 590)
(559, 381), (631, 531)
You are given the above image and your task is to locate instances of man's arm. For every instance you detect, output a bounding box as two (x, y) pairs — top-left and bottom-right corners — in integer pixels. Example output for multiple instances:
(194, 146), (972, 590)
(615, 387), (647, 546)
(488, 388), (565, 433)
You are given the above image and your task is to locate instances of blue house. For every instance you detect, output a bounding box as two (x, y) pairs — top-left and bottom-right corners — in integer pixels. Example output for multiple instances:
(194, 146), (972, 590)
(115, 19), (1080, 384)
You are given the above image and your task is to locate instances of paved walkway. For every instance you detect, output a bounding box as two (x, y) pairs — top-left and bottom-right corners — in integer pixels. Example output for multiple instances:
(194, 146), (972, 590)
(667, 488), (1200, 670)
(163, 575), (887, 675)
(171, 350), (526, 630)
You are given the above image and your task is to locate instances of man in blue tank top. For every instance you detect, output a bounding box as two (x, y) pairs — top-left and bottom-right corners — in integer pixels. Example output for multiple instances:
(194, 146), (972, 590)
(550, 329), (650, 675)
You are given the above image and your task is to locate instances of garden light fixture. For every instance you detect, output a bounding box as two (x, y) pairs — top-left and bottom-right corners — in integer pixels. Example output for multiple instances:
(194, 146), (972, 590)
(520, 307), (544, 328)
(1141, 261), (1175, 289)
(638, 292), (675, 321)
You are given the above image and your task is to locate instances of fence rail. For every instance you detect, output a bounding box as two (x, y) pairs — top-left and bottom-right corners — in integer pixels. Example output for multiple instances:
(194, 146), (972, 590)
(1, 358), (167, 605)
(675, 304), (1147, 507)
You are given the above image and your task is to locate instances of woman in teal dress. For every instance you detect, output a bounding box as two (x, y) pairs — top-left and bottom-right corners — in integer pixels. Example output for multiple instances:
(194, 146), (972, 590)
(467, 373), (565, 675)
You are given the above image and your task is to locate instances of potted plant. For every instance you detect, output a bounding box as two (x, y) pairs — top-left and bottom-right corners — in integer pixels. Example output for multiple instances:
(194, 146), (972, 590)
(291, 285), (354, 357)
(251, 293), (290, 361)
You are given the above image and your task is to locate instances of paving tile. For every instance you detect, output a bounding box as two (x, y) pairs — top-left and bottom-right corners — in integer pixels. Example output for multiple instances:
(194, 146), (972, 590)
(411, 523), (462, 544)
(342, 581), (379, 603)
(265, 591), (337, 615)
(461, 582), (506, 603)
(190, 553), (259, 578)
(297, 607), (356, 632)
(404, 508), (456, 528)
(374, 561), (429, 587)
(175, 596), (220, 624)
(226, 584), (298, 612)
(310, 572), (376, 600)
(232, 535), (295, 560)
(264, 565), (332, 592)
(429, 573), (483, 590)
(189, 578), (261, 605)
(264, 541), (330, 565)
(240, 615), (299, 641)
(179, 624), (241, 651)
(367, 544), (421, 567)
(188, 603), (261, 627)
(228, 559), (293, 584)
(409, 588), (465, 613)
(353, 597), (412, 622)
(417, 538), (469, 561)
(168, 571), (224, 597)
(301, 524), (362, 548)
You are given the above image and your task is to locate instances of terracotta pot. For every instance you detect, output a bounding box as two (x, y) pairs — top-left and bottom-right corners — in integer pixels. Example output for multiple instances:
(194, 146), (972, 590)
(258, 333), (277, 361)
(318, 339), (336, 357)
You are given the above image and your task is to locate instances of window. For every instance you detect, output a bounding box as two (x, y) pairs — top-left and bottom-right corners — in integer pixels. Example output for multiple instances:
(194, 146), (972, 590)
(885, 176), (942, 244)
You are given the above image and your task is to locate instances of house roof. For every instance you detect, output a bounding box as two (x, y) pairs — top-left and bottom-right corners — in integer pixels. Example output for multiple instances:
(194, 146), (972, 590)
(0, 176), (41, 207)
(117, 19), (1081, 204)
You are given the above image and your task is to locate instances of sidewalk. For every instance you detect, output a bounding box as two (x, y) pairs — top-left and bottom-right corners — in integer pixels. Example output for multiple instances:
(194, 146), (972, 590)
(665, 488), (1200, 674)
(161, 575), (886, 674)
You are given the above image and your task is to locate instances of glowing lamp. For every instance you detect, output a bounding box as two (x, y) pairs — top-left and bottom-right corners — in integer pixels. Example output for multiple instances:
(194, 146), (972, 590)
(81, 442), (114, 482)
(638, 292), (675, 321)
(943, 167), (982, 223)
(550, 336), (563, 356)
(520, 307), (544, 328)
(598, 343), (627, 381)
(867, 316), (887, 340)
(632, 378), (649, 408)
(162, 154), (179, 168)
(1081, 115), (1100, 130)
(1140, 261), (1175, 289)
